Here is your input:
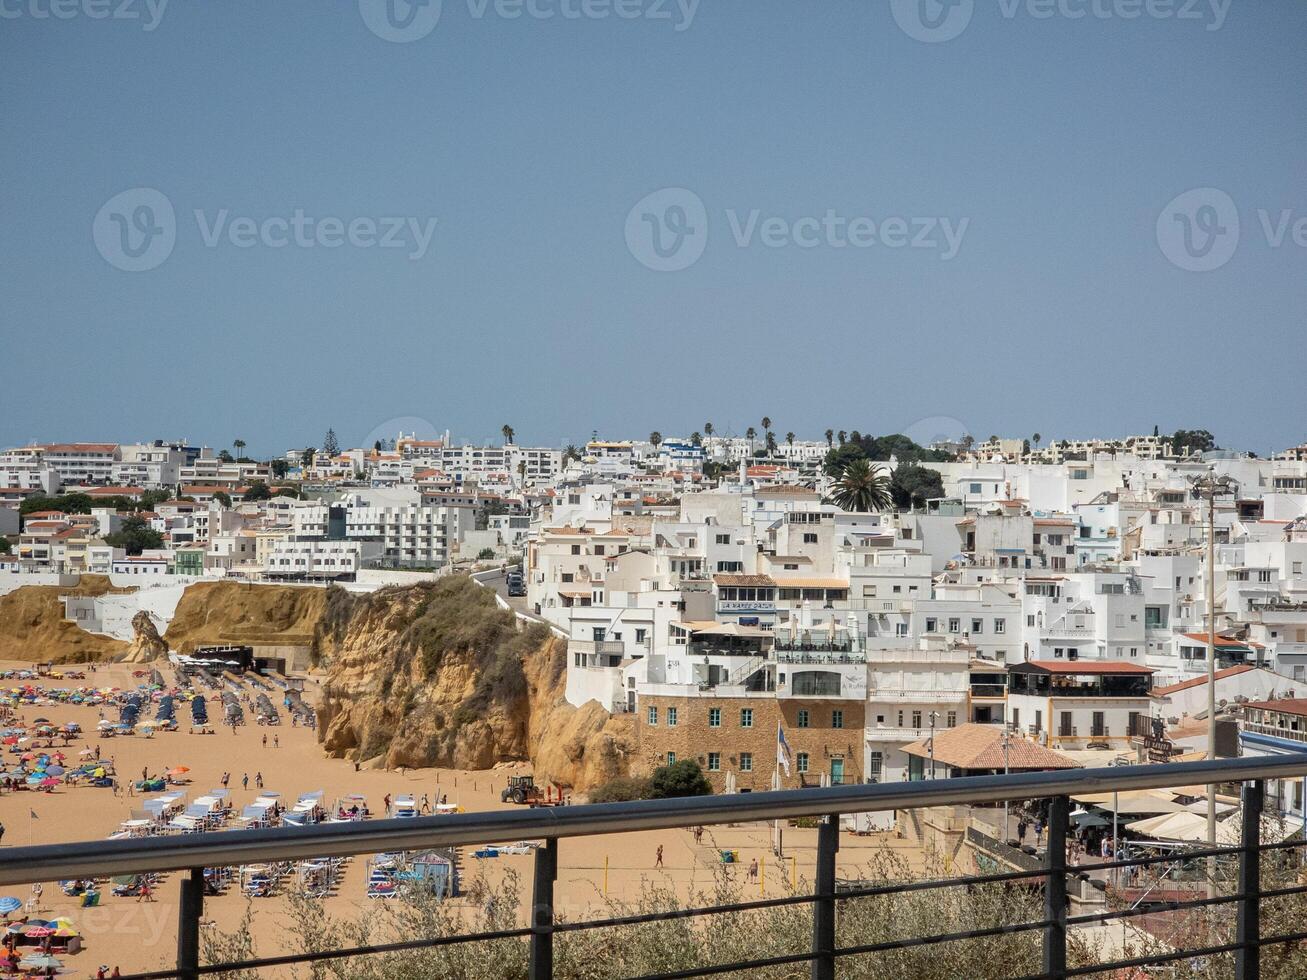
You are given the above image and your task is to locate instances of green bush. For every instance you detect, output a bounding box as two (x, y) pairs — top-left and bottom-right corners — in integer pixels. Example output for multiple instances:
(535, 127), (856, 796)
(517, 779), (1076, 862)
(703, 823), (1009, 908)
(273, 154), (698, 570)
(649, 760), (712, 799)
(587, 776), (653, 803)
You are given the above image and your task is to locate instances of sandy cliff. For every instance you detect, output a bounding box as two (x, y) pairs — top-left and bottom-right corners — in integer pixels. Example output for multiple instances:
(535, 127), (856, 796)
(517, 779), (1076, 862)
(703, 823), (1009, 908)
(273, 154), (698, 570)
(314, 576), (635, 792)
(0, 575), (130, 663)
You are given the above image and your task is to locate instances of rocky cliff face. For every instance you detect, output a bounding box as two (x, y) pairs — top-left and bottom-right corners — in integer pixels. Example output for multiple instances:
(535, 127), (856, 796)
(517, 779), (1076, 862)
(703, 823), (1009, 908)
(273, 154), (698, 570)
(121, 610), (168, 663)
(0, 576), (129, 663)
(314, 576), (635, 792)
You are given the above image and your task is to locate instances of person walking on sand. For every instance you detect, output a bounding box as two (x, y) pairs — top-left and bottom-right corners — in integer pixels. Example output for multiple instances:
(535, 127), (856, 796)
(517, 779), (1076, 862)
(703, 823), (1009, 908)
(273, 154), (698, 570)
(693, 826), (704, 845)
(221, 772), (230, 789)
(655, 845), (664, 869)
(273, 734), (279, 749)
(138, 879), (153, 902)
(242, 774), (249, 791)
(748, 858), (758, 880)
(262, 734), (267, 748)
(255, 772), (263, 789)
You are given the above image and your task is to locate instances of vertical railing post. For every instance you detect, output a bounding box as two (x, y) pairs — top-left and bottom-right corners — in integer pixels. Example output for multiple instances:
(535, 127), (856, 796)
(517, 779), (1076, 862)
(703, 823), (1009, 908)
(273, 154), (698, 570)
(177, 867), (204, 980)
(812, 813), (839, 980)
(529, 839), (558, 980)
(1236, 780), (1263, 979)
(1043, 796), (1068, 980)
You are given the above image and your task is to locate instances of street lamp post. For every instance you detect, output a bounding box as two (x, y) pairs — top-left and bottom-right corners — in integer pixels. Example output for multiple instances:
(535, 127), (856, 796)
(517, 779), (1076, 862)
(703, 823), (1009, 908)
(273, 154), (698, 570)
(928, 711), (939, 780)
(1002, 727), (1012, 842)
(1190, 468), (1237, 901)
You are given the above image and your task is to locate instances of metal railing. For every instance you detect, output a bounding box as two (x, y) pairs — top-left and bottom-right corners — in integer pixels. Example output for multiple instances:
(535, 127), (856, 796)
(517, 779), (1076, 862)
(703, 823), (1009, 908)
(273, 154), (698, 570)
(4, 756), (1307, 979)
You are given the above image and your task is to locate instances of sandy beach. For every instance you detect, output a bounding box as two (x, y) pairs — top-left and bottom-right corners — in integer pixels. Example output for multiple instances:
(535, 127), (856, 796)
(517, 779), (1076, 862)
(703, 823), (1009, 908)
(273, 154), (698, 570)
(0, 660), (925, 977)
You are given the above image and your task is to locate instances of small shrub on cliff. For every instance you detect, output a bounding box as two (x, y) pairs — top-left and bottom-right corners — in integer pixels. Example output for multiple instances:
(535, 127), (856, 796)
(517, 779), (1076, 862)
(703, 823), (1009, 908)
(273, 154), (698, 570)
(649, 760), (712, 799)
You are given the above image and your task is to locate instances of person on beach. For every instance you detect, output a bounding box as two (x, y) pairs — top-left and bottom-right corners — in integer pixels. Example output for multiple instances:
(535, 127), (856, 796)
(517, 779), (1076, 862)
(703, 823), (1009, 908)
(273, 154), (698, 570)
(242, 774), (249, 790)
(655, 845), (663, 869)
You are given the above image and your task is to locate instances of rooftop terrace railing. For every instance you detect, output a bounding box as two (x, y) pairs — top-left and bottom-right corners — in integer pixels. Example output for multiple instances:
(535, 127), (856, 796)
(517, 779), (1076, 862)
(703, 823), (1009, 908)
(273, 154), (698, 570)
(4, 756), (1307, 979)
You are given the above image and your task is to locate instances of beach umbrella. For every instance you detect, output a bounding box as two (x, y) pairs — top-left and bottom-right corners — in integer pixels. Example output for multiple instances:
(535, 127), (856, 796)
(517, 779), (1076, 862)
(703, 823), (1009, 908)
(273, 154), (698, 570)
(0, 898), (21, 916)
(19, 754), (35, 762)
(43, 767), (63, 777)
(30, 718), (48, 725)
(38, 777), (59, 788)
(1, 737), (17, 746)
(167, 766), (190, 776)
(20, 927), (52, 939)
(76, 749), (93, 758)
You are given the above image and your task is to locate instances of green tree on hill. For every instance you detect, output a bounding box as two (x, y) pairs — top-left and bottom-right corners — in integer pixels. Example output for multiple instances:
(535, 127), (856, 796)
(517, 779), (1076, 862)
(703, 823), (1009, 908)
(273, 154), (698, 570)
(104, 515), (164, 556)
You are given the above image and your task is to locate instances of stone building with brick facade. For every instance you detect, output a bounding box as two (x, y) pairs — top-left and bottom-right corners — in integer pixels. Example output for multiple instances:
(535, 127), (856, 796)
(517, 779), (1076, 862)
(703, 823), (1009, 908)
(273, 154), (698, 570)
(635, 692), (866, 792)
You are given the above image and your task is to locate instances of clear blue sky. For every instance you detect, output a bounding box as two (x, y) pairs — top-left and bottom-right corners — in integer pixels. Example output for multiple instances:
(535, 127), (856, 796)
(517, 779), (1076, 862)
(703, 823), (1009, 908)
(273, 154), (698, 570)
(2, 0), (1303, 457)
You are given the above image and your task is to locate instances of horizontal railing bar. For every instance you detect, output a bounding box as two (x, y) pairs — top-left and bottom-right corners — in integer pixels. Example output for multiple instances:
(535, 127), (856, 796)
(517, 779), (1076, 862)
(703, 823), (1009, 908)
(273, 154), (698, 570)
(1067, 891), (1243, 927)
(835, 916), (1051, 957)
(1259, 928), (1307, 947)
(631, 949), (817, 980)
(1068, 843), (1244, 876)
(552, 890), (817, 933)
(2, 756), (1304, 885)
(1014, 940), (1245, 979)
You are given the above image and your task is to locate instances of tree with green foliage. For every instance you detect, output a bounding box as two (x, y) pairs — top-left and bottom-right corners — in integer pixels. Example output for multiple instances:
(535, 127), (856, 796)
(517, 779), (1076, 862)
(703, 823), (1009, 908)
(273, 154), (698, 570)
(823, 443), (867, 478)
(648, 431), (662, 450)
(213, 491), (232, 509)
(501, 424), (515, 446)
(891, 463), (946, 510)
(322, 429), (340, 457)
(218, 449), (234, 463)
(300, 447), (316, 469)
(785, 431), (795, 453)
(477, 547), (496, 560)
(690, 431), (702, 447)
(648, 760), (712, 799)
(765, 430), (778, 456)
(104, 515), (164, 556)
(745, 427), (756, 453)
(702, 421), (714, 444)
(830, 458), (892, 513)
(1172, 429), (1216, 455)
(19, 493), (94, 517)
(243, 480), (272, 502)
(233, 438), (246, 459)
(825, 428), (834, 447)
(837, 430), (847, 445)
(270, 459), (289, 479)
(0, 536), (10, 555)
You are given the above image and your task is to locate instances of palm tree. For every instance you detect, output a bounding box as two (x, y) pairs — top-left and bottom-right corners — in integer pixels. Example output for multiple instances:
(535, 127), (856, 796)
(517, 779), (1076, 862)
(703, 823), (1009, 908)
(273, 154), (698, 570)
(563, 444), (580, 464)
(649, 431), (662, 450)
(824, 429), (834, 448)
(765, 431), (778, 456)
(690, 431), (702, 447)
(849, 430), (861, 444)
(785, 432), (795, 455)
(1032, 433), (1042, 450)
(501, 424), (515, 445)
(745, 427), (757, 454)
(761, 417), (772, 441)
(233, 439), (246, 459)
(829, 459), (892, 513)
(837, 430), (847, 446)
(703, 421), (714, 442)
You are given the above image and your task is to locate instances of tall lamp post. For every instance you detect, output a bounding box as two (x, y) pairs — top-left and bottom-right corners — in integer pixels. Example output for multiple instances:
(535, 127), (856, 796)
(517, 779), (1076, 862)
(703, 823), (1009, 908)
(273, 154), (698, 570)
(1001, 727), (1012, 842)
(1190, 468), (1237, 900)
(928, 711), (939, 780)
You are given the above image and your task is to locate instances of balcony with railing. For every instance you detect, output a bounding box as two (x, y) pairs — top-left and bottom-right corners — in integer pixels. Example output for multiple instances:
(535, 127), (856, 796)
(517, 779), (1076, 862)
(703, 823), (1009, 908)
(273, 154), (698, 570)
(11, 756), (1307, 979)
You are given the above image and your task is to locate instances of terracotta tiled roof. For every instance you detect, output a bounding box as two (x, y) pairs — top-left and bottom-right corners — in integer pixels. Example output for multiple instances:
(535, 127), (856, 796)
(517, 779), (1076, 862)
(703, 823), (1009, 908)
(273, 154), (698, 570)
(713, 573), (776, 587)
(1243, 698), (1307, 717)
(1151, 665), (1257, 696)
(901, 724), (1080, 771)
(1181, 632), (1265, 650)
